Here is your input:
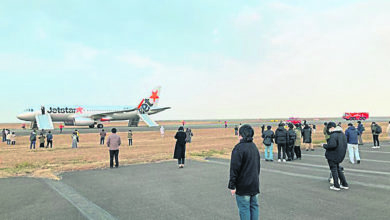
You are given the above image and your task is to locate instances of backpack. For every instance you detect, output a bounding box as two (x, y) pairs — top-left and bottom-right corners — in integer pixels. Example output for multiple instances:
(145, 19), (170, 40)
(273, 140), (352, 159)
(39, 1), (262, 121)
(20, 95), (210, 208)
(375, 125), (382, 134)
(263, 136), (272, 146)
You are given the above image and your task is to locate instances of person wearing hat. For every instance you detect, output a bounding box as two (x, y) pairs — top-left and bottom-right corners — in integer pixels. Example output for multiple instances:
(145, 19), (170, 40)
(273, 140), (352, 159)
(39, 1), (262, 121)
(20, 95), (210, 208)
(345, 123), (361, 164)
(275, 123), (289, 162)
(173, 126), (187, 168)
(228, 124), (260, 220)
(323, 122), (349, 191)
(107, 128), (121, 168)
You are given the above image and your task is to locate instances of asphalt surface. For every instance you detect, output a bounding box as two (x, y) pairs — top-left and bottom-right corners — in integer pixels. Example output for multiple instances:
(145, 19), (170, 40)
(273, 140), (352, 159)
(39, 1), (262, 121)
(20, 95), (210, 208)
(1, 143), (390, 219)
(9, 116), (390, 136)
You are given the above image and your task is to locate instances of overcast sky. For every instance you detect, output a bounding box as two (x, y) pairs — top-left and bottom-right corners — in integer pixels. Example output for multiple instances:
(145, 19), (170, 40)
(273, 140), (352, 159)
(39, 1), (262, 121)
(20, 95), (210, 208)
(1, 0), (389, 123)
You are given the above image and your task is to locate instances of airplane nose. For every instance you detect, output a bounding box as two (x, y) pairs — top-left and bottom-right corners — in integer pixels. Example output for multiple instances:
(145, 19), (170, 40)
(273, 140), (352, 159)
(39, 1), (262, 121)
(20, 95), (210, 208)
(17, 113), (28, 121)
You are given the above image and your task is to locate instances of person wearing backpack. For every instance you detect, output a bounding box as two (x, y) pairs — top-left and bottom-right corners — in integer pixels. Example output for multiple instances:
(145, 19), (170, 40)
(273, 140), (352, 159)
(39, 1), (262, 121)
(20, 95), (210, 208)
(371, 122), (382, 149)
(357, 121), (365, 145)
(262, 125), (275, 161)
(287, 123), (296, 161)
(294, 123), (302, 160)
(275, 123), (289, 162)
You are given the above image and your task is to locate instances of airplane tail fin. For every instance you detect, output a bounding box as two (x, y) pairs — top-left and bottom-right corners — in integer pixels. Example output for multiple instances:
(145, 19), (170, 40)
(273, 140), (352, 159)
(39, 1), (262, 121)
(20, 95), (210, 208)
(137, 86), (161, 114)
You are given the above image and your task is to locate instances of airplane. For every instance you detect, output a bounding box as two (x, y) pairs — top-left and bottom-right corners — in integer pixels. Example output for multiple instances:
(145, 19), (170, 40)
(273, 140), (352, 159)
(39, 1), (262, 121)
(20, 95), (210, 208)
(16, 86), (170, 130)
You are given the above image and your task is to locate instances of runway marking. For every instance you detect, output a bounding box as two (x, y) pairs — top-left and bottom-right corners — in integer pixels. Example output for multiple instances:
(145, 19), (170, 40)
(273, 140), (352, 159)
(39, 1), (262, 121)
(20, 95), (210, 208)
(44, 179), (117, 220)
(206, 160), (390, 190)
(302, 154), (390, 164)
(359, 150), (390, 154)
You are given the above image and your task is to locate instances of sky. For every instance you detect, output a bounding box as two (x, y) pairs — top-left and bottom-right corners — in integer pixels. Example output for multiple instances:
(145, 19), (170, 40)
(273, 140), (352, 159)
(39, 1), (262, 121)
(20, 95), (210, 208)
(1, 0), (389, 123)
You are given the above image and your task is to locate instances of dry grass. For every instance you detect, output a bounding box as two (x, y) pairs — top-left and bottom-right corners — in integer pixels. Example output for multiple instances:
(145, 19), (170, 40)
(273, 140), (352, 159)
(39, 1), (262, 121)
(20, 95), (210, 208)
(0, 122), (388, 179)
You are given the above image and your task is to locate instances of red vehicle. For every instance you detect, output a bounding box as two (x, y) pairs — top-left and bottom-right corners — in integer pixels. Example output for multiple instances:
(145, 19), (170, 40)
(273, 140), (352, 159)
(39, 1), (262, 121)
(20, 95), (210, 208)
(286, 117), (302, 125)
(343, 112), (369, 121)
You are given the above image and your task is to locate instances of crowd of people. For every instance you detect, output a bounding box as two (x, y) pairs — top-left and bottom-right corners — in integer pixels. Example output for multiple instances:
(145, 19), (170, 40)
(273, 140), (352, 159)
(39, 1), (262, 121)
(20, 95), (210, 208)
(2, 128), (16, 145)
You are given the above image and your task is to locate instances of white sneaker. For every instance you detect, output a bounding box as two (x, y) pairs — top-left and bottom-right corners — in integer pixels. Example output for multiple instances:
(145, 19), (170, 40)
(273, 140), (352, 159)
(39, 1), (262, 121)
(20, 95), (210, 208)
(372, 146), (377, 149)
(330, 186), (341, 191)
(278, 159), (281, 162)
(377, 146), (381, 148)
(283, 159), (286, 162)
(340, 185), (349, 190)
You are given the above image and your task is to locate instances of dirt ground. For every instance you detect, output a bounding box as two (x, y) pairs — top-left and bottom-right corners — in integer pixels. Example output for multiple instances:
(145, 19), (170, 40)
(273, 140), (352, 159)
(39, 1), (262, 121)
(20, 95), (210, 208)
(0, 122), (388, 179)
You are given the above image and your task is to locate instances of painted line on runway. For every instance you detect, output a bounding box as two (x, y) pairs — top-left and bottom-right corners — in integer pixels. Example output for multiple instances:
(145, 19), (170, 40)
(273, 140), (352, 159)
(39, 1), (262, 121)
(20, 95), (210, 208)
(206, 160), (390, 190)
(359, 150), (390, 154)
(44, 179), (117, 220)
(302, 154), (390, 164)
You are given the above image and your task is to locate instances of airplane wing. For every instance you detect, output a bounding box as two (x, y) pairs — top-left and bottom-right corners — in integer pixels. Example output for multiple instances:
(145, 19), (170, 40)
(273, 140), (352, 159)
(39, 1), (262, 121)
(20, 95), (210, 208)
(148, 107), (171, 115)
(89, 108), (138, 120)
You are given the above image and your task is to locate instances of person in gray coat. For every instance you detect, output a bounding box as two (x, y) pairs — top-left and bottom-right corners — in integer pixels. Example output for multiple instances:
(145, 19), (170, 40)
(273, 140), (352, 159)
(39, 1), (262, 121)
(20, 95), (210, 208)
(71, 132), (78, 148)
(185, 128), (193, 143)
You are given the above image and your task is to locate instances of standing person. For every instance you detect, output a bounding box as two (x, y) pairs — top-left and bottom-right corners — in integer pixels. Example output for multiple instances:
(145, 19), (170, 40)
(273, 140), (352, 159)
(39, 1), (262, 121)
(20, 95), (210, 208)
(323, 122), (330, 141)
(182, 120), (185, 126)
(294, 124), (302, 160)
(71, 132), (78, 148)
(127, 130), (133, 146)
(10, 132), (16, 145)
(46, 131), (53, 148)
(228, 124), (260, 220)
(6, 131), (11, 145)
(323, 122), (349, 191)
(371, 122), (382, 149)
(287, 124), (296, 161)
(39, 132), (46, 148)
(262, 125), (274, 161)
(313, 124), (317, 133)
(234, 125), (239, 136)
(30, 130), (37, 149)
(107, 128), (121, 168)
(357, 121), (365, 145)
(75, 129), (80, 142)
(185, 128), (193, 143)
(345, 123), (361, 164)
(41, 105), (45, 115)
(59, 124), (64, 133)
(160, 126), (165, 137)
(224, 121), (228, 128)
(173, 126), (187, 168)
(387, 121), (390, 141)
(302, 124), (313, 151)
(100, 129), (106, 145)
(5, 129), (9, 143)
(2, 129), (6, 142)
(261, 124), (265, 134)
(275, 123), (289, 162)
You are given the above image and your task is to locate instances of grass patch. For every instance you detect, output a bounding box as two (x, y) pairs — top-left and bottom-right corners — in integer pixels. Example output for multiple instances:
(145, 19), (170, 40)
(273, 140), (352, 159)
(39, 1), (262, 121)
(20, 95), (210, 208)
(190, 149), (226, 158)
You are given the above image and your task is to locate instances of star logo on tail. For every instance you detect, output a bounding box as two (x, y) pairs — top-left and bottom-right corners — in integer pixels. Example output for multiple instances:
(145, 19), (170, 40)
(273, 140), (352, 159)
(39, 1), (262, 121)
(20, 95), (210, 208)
(76, 107), (84, 113)
(150, 90), (159, 102)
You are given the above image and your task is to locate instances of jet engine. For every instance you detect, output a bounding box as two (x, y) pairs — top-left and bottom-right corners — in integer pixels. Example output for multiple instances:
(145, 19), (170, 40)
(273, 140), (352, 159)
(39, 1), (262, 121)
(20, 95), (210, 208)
(73, 117), (95, 126)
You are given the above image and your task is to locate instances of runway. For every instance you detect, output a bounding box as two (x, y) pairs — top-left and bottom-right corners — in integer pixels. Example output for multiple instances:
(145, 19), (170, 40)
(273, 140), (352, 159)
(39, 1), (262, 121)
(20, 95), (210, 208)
(1, 143), (389, 219)
(8, 116), (390, 136)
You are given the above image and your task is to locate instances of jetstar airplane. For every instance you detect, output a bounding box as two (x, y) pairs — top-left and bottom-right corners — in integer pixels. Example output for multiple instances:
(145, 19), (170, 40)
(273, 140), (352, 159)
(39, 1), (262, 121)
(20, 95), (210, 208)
(16, 87), (170, 129)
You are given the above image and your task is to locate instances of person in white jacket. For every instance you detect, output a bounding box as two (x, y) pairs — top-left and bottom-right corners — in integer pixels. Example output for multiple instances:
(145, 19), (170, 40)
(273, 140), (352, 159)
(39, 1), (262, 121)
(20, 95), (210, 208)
(160, 126), (165, 138)
(387, 121), (390, 141)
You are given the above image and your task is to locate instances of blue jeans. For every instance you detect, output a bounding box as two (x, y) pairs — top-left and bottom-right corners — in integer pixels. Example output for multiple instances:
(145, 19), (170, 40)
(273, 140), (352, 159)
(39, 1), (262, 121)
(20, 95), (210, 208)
(264, 144), (273, 160)
(235, 194), (259, 220)
(30, 141), (36, 149)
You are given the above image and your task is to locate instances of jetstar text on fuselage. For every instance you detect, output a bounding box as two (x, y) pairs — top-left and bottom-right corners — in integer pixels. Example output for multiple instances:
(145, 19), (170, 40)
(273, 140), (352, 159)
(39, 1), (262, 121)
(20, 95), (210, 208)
(46, 107), (83, 114)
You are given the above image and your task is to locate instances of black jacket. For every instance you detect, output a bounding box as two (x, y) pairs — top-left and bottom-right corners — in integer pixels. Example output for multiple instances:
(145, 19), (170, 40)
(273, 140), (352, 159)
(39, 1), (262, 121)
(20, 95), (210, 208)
(173, 131), (187, 159)
(302, 127), (312, 143)
(261, 130), (274, 144)
(228, 140), (260, 196)
(323, 127), (347, 163)
(275, 127), (289, 144)
(288, 128), (296, 145)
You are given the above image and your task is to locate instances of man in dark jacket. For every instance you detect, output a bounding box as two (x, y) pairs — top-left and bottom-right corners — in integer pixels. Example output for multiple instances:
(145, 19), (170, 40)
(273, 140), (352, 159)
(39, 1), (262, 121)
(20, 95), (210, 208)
(323, 122), (349, 191)
(29, 130), (37, 150)
(275, 123), (289, 162)
(46, 131), (53, 148)
(371, 122), (382, 149)
(228, 124), (260, 220)
(287, 123), (296, 161)
(357, 121), (365, 145)
(345, 123), (361, 164)
(262, 125), (274, 161)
